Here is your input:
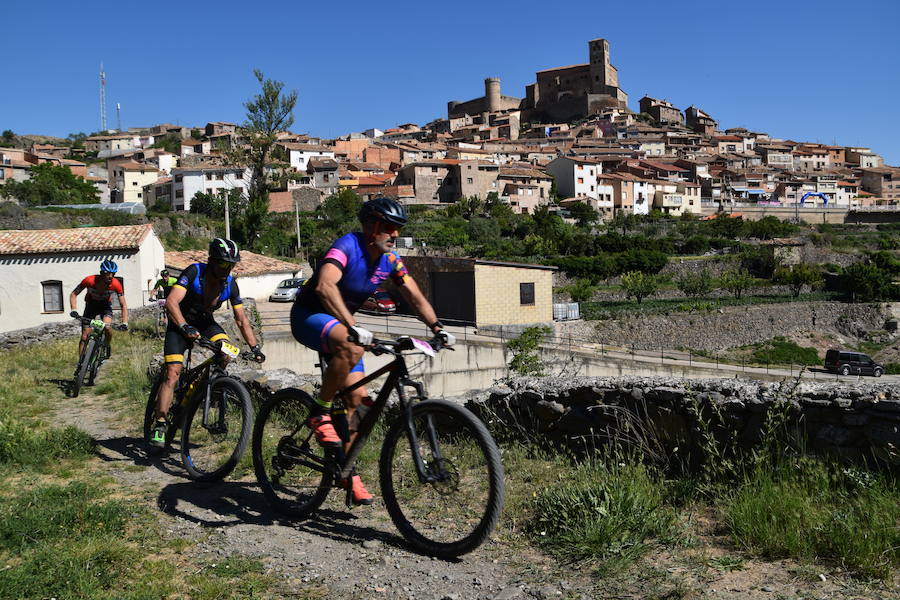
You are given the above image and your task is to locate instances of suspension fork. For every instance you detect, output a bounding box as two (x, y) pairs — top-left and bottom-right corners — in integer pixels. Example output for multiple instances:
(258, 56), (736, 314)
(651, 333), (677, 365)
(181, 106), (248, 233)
(400, 378), (448, 484)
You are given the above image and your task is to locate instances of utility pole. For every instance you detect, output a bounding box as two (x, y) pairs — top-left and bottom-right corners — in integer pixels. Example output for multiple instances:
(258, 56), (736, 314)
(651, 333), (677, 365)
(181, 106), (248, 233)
(224, 192), (231, 239)
(294, 197), (302, 259)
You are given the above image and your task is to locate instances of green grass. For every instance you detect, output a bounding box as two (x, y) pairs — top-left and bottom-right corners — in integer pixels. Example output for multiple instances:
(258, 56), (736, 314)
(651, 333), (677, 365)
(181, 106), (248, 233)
(0, 420), (94, 468)
(750, 337), (820, 366)
(527, 459), (678, 574)
(721, 459), (900, 579)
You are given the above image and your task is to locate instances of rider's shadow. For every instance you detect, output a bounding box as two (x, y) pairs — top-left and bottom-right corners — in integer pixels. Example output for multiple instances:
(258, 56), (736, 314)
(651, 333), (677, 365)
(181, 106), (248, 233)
(157, 481), (279, 527)
(94, 435), (187, 477)
(45, 378), (73, 396)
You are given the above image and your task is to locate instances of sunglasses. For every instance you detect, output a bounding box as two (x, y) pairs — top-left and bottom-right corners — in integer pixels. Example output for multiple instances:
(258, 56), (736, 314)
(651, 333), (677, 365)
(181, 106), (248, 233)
(214, 260), (235, 270)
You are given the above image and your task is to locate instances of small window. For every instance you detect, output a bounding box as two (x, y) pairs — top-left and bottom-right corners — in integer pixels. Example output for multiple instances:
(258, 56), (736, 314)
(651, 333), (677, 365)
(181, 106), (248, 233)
(216, 173), (224, 180)
(467, 178), (473, 184)
(176, 189), (183, 198)
(137, 192), (142, 198)
(175, 174), (183, 182)
(41, 280), (63, 312)
(431, 166), (438, 173)
(206, 173), (212, 180)
(520, 283), (535, 305)
(236, 172), (243, 179)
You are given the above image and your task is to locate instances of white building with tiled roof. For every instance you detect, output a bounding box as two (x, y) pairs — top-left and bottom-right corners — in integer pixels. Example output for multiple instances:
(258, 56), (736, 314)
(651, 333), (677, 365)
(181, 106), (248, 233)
(0, 224), (165, 332)
(164, 250), (301, 301)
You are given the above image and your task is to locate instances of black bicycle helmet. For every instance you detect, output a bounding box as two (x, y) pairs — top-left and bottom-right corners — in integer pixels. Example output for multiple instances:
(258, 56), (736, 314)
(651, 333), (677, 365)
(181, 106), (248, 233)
(358, 197), (408, 227)
(208, 238), (241, 263)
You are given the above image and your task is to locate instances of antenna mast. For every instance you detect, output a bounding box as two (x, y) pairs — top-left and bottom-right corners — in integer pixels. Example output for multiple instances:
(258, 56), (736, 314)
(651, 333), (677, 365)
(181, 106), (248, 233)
(116, 103), (122, 133)
(99, 63), (108, 132)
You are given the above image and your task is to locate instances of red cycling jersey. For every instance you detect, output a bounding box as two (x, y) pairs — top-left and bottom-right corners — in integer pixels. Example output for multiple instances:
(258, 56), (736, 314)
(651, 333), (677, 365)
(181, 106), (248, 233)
(77, 275), (124, 303)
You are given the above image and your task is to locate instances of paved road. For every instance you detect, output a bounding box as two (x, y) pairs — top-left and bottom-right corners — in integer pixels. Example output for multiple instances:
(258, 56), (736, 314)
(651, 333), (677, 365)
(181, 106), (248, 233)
(257, 301), (900, 384)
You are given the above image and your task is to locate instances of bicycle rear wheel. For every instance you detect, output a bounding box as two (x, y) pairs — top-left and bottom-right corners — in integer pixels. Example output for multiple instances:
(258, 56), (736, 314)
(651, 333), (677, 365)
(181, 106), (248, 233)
(87, 339), (106, 386)
(252, 388), (333, 518)
(180, 377), (253, 482)
(71, 338), (96, 398)
(380, 399), (505, 558)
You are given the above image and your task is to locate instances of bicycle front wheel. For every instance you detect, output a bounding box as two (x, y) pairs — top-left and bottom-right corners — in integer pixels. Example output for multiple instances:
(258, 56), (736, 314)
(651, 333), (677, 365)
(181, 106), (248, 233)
(252, 388), (333, 518)
(380, 399), (505, 558)
(71, 338), (96, 398)
(180, 377), (253, 482)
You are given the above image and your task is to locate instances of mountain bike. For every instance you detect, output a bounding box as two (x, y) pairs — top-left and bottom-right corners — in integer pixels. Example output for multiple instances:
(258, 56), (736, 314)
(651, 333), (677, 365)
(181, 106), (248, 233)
(252, 335), (505, 558)
(71, 316), (126, 398)
(144, 337), (257, 482)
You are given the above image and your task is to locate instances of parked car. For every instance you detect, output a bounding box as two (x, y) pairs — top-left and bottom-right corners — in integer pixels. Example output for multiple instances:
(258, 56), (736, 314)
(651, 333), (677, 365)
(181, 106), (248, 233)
(268, 278), (305, 302)
(359, 287), (396, 314)
(824, 349), (884, 377)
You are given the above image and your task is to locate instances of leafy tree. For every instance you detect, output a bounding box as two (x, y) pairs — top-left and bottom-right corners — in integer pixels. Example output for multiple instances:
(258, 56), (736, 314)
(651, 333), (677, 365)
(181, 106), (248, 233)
(506, 326), (551, 376)
(65, 132), (88, 149)
(676, 269), (714, 298)
(317, 188), (361, 226)
(0, 130), (16, 146)
(738, 245), (780, 278)
(616, 248), (668, 274)
(567, 201), (598, 227)
(190, 188), (245, 220)
(239, 69), (297, 246)
(680, 234), (710, 255)
(774, 263), (822, 298)
(150, 134), (181, 154)
(0, 162), (98, 206)
(620, 271), (661, 304)
(841, 262), (898, 302)
(719, 269), (755, 299)
(746, 216), (798, 240)
(565, 278), (596, 302)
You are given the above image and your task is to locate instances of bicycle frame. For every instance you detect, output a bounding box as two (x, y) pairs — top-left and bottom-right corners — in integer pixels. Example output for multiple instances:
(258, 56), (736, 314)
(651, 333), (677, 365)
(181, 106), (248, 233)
(327, 347), (442, 484)
(178, 343), (230, 432)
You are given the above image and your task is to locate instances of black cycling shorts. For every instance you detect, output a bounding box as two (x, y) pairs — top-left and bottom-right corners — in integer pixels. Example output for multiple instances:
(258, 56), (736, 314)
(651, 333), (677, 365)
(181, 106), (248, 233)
(83, 300), (113, 320)
(163, 316), (229, 364)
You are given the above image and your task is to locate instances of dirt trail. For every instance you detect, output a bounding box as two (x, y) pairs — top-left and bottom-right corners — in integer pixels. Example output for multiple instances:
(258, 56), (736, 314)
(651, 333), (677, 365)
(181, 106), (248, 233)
(54, 393), (572, 600)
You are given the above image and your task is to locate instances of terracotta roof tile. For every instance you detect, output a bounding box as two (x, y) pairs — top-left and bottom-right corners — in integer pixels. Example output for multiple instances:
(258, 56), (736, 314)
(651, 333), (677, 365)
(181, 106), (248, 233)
(0, 224), (153, 255)
(165, 250), (300, 278)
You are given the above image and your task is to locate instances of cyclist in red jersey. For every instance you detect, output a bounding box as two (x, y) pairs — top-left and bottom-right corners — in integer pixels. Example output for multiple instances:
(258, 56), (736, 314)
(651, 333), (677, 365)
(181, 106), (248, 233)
(69, 260), (129, 358)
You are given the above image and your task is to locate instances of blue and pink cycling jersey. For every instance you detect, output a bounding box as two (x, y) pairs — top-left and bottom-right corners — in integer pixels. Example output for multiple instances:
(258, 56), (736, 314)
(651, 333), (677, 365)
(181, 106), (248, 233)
(291, 232), (409, 370)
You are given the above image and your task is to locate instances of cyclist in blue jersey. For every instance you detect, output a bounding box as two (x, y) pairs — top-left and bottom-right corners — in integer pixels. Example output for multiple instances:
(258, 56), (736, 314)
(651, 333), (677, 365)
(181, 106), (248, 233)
(290, 197), (455, 505)
(149, 238), (265, 448)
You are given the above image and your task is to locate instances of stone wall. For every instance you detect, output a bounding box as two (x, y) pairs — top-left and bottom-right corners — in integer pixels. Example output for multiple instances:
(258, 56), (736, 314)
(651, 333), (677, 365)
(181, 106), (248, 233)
(465, 375), (900, 464)
(558, 301), (888, 352)
(0, 299), (261, 351)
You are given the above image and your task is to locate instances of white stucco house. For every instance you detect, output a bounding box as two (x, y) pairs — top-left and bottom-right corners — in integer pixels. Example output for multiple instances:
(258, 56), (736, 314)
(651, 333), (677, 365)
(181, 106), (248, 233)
(171, 165), (251, 211)
(0, 224), (165, 333)
(545, 156), (604, 201)
(164, 250), (301, 301)
(279, 143), (335, 172)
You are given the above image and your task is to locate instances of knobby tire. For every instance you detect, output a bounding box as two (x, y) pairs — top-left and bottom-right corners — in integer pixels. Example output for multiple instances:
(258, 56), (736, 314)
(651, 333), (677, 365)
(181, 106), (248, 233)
(180, 376), (252, 482)
(252, 388), (333, 518)
(379, 399), (505, 558)
(72, 338), (96, 398)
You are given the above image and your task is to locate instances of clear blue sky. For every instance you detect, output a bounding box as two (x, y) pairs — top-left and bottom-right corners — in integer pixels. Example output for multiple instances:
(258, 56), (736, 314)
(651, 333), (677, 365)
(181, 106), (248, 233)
(3, 0), (899, 164)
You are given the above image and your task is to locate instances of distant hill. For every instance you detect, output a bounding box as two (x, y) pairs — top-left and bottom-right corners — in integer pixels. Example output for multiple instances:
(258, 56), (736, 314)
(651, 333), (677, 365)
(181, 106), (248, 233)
(0, 132), (69, 149)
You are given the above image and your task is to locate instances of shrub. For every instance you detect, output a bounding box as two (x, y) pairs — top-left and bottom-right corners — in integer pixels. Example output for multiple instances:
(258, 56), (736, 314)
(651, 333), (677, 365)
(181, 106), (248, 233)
(841, 262), (899, 302)
(506, 326), (551, 376)
(675, 269), (713, 298)
(773, 263), (823, 298)
(0, 419), (94, 467)
(751, 337), (819, 365)
(718, 269), (755, 299)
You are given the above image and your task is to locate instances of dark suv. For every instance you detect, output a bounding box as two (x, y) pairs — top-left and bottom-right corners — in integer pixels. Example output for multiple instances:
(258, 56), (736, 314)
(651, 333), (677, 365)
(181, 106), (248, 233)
(824, 349), (884, 377)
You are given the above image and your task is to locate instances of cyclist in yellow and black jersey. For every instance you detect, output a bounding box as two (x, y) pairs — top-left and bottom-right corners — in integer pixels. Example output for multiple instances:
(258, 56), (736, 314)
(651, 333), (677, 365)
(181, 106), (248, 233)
(149, 238), (265, 448)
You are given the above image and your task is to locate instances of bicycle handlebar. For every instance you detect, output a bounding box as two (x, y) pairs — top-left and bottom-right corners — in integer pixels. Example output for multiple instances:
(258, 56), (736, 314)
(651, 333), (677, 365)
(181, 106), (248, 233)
(350, 334), (450, 356)
(73, 315), (127, 331)
(194, 337), (258, 361)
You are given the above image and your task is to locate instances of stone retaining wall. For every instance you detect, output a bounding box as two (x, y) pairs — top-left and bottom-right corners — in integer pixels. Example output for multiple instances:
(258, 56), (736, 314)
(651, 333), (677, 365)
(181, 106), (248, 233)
(465, 376), (900, 465)
(558, 301), (889, 352)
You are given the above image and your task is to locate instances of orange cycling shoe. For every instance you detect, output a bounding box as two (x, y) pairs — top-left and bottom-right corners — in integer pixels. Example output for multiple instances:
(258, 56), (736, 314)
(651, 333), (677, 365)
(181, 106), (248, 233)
(307, 414), (342, 447)
(342, 474), (374, 506)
